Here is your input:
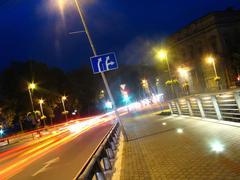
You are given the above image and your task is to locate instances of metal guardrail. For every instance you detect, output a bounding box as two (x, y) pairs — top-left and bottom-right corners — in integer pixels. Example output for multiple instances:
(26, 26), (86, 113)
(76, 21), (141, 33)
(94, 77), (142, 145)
(168, 89), (240, 122)
(74, 122), (120, 180)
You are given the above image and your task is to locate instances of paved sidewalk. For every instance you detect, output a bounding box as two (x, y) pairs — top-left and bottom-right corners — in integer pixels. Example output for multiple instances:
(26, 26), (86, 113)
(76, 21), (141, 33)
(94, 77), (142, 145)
(113, 109), (240, 180)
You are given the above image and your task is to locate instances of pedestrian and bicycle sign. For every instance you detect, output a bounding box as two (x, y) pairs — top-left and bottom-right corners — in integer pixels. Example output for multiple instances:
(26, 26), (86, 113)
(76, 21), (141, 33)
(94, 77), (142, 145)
(90, 52), (118, 74)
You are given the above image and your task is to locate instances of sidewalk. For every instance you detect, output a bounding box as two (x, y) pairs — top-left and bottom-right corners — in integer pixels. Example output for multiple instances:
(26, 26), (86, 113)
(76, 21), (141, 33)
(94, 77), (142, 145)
(113, 109), (240, 180)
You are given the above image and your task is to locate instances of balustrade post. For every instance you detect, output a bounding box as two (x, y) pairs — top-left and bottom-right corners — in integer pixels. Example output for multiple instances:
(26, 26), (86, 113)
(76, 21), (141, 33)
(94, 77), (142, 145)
(175, 101), (182, 115)
(168, 103), (173, 114)
(186, 99), (193, 116)
(211, 95), (223, 120)
(196, 97), (205, 118)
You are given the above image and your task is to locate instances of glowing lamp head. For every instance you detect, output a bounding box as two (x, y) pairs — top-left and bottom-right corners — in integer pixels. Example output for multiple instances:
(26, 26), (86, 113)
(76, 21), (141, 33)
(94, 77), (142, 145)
(156, 49), (168, 60)
(206, 56), (215, 64)
(62, 96), (67, 101)
(39, 99), (44, 105)
(28, 83), (36, 90)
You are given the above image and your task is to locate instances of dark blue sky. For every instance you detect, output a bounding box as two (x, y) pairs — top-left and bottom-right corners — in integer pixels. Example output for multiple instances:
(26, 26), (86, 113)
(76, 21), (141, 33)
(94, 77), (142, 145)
(0, 0), (239, 71)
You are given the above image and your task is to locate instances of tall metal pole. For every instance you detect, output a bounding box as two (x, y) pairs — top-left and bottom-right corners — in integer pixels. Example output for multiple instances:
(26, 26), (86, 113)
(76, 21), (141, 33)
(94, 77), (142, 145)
(61, 99), (68, 122)
(28, 88), (38, 125)
(28, 89), (35, 113)
(212, 61), (218, 77)
(74, 0), (128, 141)
(212, 61), (221, 90)
(39, 103), (46, 127)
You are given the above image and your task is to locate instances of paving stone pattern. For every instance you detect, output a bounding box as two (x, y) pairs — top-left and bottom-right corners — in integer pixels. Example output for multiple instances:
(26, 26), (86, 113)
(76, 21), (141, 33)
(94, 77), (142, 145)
(118, 109), (240, 180)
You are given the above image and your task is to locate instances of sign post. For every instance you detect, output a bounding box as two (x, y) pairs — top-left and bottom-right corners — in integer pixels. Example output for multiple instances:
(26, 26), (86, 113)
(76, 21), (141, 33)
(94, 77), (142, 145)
(74, 0), (128, 141)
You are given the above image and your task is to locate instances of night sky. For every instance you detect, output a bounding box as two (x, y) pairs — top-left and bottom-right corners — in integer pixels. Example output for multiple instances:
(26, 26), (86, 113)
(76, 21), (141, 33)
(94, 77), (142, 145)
(0, 0), (239, 71)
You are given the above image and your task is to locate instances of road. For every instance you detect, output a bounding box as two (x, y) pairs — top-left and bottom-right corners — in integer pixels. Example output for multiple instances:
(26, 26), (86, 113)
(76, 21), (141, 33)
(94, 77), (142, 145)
(0, 115), (114, 180)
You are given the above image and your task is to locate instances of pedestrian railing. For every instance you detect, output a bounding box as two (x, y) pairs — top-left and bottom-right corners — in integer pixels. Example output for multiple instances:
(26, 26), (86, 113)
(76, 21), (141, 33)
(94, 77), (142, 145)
(74, 122), (120, 180)
(168, 88), (240, 122)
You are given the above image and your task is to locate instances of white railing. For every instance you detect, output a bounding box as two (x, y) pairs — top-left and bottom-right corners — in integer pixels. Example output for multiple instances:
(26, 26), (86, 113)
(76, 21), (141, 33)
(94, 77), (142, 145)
(168, 89), (240, 122)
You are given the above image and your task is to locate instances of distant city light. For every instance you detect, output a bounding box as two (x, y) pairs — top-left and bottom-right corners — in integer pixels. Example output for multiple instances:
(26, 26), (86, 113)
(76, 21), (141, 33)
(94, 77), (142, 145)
(0, 129), (4, 135)
(105, 101), (113, 109)
(210, 141), (225, 153)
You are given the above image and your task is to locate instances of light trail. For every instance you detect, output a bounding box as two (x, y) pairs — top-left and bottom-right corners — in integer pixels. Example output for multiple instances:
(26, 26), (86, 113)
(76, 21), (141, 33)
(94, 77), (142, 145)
(0, 115), (114, 179)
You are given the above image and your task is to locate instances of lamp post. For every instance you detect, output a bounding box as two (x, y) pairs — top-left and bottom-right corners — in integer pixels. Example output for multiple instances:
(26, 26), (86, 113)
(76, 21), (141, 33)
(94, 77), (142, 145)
(61, 96), (68, 122)
(39, 98), (46, 127)
(72, 0), (128, 141)
(156, 49), (176, 98)
(28, 82), (37, 124)
(206, 56), (221, 90)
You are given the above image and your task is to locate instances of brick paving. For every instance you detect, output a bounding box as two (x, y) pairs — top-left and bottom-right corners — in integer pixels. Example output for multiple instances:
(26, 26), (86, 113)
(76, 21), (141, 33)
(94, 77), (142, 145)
(113, 109), (240, 180)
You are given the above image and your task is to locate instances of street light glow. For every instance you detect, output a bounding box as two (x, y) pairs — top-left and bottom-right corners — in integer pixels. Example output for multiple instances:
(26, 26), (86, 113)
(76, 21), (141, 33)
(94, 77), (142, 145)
(39, 99), (44, 105)
(62, 96), (67, 101)
(28, 83), (36, 90)
(156, 49), (168, 60)
(206, 56), (215, 64)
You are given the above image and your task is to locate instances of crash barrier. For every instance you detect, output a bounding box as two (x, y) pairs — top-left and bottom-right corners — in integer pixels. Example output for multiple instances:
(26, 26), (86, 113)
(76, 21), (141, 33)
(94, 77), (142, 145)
(74, 122), (120, 180)
(168, 89), (240, 122)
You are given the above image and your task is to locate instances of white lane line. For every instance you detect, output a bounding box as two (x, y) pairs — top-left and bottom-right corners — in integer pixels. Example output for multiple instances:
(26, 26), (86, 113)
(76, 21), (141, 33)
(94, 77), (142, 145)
(32, 157), (60, 177)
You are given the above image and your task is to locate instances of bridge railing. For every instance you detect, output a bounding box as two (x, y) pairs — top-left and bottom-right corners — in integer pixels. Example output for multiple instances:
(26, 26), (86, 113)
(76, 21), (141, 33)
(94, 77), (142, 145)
(74, 122), (120, 180)
(168, 88), (240, 122)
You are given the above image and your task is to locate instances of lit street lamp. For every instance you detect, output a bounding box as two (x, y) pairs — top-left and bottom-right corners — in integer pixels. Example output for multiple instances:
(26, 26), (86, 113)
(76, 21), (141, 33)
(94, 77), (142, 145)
(61, 95), (68, 122)
(156, 49), (176, 98)
(72, 0), (128, 141)
(28, 82), (37, 127)
(206, 56), (221, 90)
(39, 98), (46, 127)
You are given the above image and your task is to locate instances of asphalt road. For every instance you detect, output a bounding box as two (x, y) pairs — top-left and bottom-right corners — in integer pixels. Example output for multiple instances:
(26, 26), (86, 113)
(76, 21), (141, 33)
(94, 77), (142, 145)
(1, 121), (112, 180)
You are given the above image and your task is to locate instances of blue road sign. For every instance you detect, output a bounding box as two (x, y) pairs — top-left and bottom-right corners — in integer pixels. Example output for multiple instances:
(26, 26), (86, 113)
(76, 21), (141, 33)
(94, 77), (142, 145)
(90, 52), (118, 74)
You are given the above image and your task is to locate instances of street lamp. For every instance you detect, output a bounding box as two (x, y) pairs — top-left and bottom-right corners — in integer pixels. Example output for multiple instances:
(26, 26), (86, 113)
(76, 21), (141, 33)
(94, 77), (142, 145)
(155, 49), (176, 98)
(206, 56), (221, 90)
(28, 82), (37, 124)
(61, 95), (68, 122)
(178, 67), (190, 95)
(39, 98), (46, 127)
(72, 0), (128, 140)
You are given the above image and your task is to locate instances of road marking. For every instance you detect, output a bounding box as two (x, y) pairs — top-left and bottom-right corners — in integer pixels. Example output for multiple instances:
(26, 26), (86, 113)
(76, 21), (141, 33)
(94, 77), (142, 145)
(32, 157), (60, 176)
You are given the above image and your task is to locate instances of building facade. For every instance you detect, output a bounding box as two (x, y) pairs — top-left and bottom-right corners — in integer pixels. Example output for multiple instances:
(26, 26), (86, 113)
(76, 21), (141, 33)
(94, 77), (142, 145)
(167, 8), (240, 94)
